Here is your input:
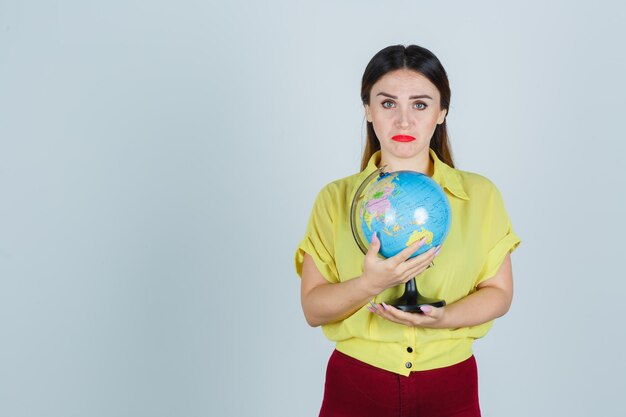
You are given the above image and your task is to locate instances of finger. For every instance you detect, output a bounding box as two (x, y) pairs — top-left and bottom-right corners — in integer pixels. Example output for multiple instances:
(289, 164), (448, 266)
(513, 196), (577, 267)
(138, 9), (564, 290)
(379, 303), (422, 326)
(402, 245), (438, 269)
(377, 302), (443, 327)
(404, 265), (435, 282)
(400, 259), (435, 283)
(400, 248), (438, 276)
(403, 260), (434, 279)
(390, 238), (427, 266)
(372, 302), (440, 324)
(419, 305), (445, 322)
(368, 301), (385, 316)
(419, 305), (434, 315)
(365, 232), (381, 259)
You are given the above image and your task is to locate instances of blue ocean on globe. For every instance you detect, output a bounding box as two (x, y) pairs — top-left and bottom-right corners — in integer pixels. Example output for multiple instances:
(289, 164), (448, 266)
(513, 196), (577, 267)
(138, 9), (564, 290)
(358, 171), (451, 259)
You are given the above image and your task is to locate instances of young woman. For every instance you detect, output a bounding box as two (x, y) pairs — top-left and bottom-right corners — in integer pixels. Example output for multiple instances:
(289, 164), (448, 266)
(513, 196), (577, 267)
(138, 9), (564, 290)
(294, 44), (521, 417)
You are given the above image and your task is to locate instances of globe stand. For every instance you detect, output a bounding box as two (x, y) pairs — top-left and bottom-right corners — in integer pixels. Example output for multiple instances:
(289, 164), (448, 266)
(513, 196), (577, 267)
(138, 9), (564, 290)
(393, 277), (446, 313)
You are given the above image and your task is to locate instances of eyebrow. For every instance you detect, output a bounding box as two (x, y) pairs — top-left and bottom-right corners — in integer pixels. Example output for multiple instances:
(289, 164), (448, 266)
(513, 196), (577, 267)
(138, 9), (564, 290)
(376, 92), (433, 100)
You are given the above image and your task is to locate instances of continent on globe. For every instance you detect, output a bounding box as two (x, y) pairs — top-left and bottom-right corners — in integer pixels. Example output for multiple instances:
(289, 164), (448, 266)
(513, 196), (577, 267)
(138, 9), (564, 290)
(406, 228), (434, 247)
(361, 174), (397, 230)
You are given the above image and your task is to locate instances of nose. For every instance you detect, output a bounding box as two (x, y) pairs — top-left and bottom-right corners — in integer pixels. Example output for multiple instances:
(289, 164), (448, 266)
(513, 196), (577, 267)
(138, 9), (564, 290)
(395, 106), (411, 129)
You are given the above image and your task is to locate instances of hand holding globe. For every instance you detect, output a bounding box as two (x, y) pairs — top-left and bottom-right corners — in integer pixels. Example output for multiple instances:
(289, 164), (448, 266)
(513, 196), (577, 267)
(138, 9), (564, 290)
(360, 231), (439, 295)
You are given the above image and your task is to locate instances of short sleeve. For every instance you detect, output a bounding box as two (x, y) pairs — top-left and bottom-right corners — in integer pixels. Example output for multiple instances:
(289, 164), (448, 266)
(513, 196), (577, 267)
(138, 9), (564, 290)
(294, 186), (340, 284)
(475, 185), (521, 286)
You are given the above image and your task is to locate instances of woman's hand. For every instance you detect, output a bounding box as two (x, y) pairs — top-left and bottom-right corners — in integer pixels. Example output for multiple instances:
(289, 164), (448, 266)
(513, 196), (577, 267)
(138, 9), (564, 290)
(360, 232), (439, 294)
(366, 253), (516, 329)
(367, 302), (446, 328)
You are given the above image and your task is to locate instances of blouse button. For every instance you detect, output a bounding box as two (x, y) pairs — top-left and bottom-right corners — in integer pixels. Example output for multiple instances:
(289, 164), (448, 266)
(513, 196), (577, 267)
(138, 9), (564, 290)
(406, 347), (413, 353)
(405, 362), (412, 369)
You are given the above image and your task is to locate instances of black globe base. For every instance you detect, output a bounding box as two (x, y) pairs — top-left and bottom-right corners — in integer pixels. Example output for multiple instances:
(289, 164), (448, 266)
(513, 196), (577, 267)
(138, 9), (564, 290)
(392, 277), (446, 313)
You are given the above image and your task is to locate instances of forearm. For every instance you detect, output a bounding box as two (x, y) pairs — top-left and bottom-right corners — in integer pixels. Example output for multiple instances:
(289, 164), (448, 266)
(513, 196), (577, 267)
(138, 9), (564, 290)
(437, 286), (512, 329)
(302, 276), (378, 327)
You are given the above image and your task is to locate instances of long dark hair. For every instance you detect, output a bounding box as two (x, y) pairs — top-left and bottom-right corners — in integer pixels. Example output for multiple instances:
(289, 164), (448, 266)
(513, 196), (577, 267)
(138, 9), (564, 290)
(360, 45), (454, 171)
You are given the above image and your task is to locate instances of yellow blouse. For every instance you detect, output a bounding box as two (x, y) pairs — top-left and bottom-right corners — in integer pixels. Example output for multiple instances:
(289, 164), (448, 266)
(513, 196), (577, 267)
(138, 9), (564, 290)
(295, 149), (521, 376)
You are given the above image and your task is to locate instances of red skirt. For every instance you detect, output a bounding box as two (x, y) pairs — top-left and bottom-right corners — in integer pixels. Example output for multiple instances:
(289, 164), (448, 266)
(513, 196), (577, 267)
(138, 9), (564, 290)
(319, 350), (481, 417)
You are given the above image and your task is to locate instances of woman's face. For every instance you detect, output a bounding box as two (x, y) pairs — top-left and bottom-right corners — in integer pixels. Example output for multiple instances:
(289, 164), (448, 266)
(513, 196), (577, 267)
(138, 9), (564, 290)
(365, 68), (447, 162)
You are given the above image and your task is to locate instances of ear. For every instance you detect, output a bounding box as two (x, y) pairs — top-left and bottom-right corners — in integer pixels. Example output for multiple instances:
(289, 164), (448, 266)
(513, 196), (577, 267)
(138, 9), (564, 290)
(437, 108), (447, 125)
(365, 104), (372, 123)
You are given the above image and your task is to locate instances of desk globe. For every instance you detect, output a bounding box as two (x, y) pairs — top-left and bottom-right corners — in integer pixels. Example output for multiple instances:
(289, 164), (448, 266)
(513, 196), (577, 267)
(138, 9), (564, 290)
(350, 167), (452, 312)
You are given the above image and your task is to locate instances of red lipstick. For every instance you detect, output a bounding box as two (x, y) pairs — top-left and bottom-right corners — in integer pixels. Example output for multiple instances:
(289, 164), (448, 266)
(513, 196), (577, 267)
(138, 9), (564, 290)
(391, 135), (416, 142)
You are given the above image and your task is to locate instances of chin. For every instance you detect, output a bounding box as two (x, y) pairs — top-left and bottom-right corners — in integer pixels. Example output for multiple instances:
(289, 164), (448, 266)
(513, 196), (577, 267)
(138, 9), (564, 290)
(386, 142), (427, 158)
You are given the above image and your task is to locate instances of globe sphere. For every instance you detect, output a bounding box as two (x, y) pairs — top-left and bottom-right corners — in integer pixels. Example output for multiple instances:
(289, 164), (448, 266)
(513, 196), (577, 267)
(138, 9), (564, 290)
(350, 170), (451, 259)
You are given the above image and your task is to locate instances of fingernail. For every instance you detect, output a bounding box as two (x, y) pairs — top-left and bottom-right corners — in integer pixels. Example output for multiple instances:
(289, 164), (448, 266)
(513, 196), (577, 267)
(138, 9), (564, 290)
(382, 302), (388, 310)
(367, 307), (376, 313)
(434, 246), (441, 256)
(420, 305), (432, 313)
(372, 232), (378, 242)
(418, 237), (427, 245)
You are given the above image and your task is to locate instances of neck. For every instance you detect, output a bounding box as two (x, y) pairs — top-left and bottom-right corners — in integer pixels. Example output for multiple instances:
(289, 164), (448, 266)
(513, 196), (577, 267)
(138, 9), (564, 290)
(380, 150), (434, 177)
